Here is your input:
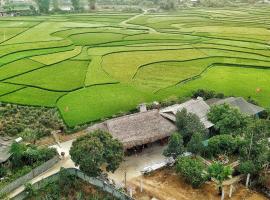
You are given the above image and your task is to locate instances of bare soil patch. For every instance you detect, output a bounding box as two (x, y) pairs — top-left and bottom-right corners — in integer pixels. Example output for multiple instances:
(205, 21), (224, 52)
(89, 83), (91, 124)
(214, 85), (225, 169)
(130, 168), (267, 200)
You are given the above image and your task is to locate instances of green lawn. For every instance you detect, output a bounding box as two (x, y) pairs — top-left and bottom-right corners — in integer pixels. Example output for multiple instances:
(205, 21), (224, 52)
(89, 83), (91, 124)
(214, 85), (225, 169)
(0, 8), (270, 127)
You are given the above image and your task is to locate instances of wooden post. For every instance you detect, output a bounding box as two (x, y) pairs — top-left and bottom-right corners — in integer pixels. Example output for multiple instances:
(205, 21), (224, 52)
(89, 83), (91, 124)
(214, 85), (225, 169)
(124, 171), (127, 189)
(229, 184), (233, 198)
(221, 187), (225, 200)
(129, 188), (133, 197)
(140, 178), (143, 192)
(245, 173), (250, 188)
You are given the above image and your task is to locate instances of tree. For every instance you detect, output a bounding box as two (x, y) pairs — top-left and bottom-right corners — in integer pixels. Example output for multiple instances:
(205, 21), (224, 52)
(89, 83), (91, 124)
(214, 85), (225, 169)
(239, 119), (269, 171)
(34, 0), (50, 13)
(71, 0), (80, 11)
(163, 132), (184, 158)
(70, 130), (124, 177)
(207, 104), (248, 135)
(19, 128), (38, 144)
(52, 0), (60, 11)
(187, 132), (205, 155)
(207, 134), (237, 157)
(176, 108), (207, 144)
(175, 156), (206, 188)
(238, 161), (256, 187)
(9, 142), (27, 168)
(208, 162), (233, 200)
(88, 0), (96, 10)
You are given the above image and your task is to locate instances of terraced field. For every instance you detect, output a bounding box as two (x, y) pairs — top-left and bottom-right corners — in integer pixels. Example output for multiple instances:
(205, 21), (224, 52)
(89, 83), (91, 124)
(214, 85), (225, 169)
(0, 8), (270, 127)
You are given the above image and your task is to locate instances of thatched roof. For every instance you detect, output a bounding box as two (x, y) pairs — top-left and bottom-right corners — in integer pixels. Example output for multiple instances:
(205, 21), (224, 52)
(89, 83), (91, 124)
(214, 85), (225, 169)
(208, 97), (264, 116)
(0, 136), (13, 163)
(159, 97), (214, 129)
(105, 109), (177, 149)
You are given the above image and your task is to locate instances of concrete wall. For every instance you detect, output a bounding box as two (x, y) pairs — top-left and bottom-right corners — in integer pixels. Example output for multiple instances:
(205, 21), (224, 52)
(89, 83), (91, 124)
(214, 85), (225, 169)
(0, 156), (60, 195)
(12, 168), (133, 200)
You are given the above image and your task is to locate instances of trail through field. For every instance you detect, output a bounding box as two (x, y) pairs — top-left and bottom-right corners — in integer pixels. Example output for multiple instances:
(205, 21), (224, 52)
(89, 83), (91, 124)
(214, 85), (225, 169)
(120, 9), (157, 33)
(130, 169), (268, 200)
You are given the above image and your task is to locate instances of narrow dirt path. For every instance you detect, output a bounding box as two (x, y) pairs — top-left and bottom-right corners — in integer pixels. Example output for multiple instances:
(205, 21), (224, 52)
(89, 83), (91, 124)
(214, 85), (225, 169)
(120, 9), (158, 33)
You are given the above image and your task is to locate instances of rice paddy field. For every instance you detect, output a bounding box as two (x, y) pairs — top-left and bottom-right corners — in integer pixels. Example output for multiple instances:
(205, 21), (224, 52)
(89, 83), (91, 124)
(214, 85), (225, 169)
(0, 7), (270, 127)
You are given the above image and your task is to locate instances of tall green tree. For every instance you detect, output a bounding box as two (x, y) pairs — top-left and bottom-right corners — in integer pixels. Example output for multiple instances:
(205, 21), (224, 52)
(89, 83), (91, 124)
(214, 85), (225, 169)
(9, 142), (27, 168)
(176, 108), (207, 144)
(163, 132), (184, 158)
(238, 119), (269, 186)
(71, 0), (80, 11)
(208, 104), (248, 135)
(52, 0), (60, 11)
(70, 130), (124, 177)
(34, 0), (50, 13)
(187, 132), (205, 155)
(88, 0), (96, 10)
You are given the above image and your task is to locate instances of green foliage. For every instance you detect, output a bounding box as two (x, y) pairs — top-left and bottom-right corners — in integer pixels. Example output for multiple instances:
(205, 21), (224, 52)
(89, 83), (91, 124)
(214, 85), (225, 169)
(71, 0), (80, 10)
(163, 132), (184, 158)
(187, 132), (205, 155)
(207, 134), (237, 157)
(70, 130), (124, 177)
(23, 169), (116, 199)
(175, 156), (206, 188)
(238, 160), (256, 175)
(34, 0), (50, 13)
(0, 166), (7, 178)
(9, 143), (57, 169)
(238, 121), (269, 172)
(24, 183), (37, 198)
(0, 103), (66, 138)
(192, 89), (224, 100)
(208, 104), (248, 135)
(176, 108), (207, 144)
(207, 162), (233, 188)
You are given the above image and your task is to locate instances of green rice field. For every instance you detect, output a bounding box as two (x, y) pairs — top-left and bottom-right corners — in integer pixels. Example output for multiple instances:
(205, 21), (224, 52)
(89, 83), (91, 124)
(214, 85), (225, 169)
(0, 8), (270, 127)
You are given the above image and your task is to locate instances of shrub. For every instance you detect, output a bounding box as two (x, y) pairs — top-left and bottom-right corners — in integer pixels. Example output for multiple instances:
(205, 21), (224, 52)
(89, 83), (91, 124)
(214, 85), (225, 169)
(176, 156), (206, 188)
(207, 134), (237, 157)
(192, 89), (215, 100)
(0, 166), (7, 178)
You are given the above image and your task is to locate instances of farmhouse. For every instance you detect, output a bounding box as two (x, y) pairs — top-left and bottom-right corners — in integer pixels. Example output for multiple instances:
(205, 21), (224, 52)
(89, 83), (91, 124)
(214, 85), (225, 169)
(159, 97), (214, 129)
(86, 109), (177, 150)
(206, 97), (264, 116)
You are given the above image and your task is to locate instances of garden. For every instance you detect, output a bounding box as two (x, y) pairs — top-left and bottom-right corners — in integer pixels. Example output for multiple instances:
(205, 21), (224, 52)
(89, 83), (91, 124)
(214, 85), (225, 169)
(0, 6), (270, 129)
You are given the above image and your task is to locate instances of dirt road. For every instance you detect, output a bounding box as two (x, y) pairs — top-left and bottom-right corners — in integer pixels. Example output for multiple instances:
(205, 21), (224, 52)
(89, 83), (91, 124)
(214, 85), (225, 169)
(130, 168), (268, 200)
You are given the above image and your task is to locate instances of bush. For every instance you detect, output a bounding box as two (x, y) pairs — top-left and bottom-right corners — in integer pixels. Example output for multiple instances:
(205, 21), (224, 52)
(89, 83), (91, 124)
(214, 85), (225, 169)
(207, 134), (237, 157)
(0, 166), (7, 178)
(192, 89), (225, 100)
(176, 156), (206, 188)
(0, 103), (66, 139)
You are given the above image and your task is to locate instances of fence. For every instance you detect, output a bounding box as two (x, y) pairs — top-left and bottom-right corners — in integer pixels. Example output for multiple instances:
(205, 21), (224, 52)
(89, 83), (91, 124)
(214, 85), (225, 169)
(0, 156), (60, 195)
(12, 168), (134, 200)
